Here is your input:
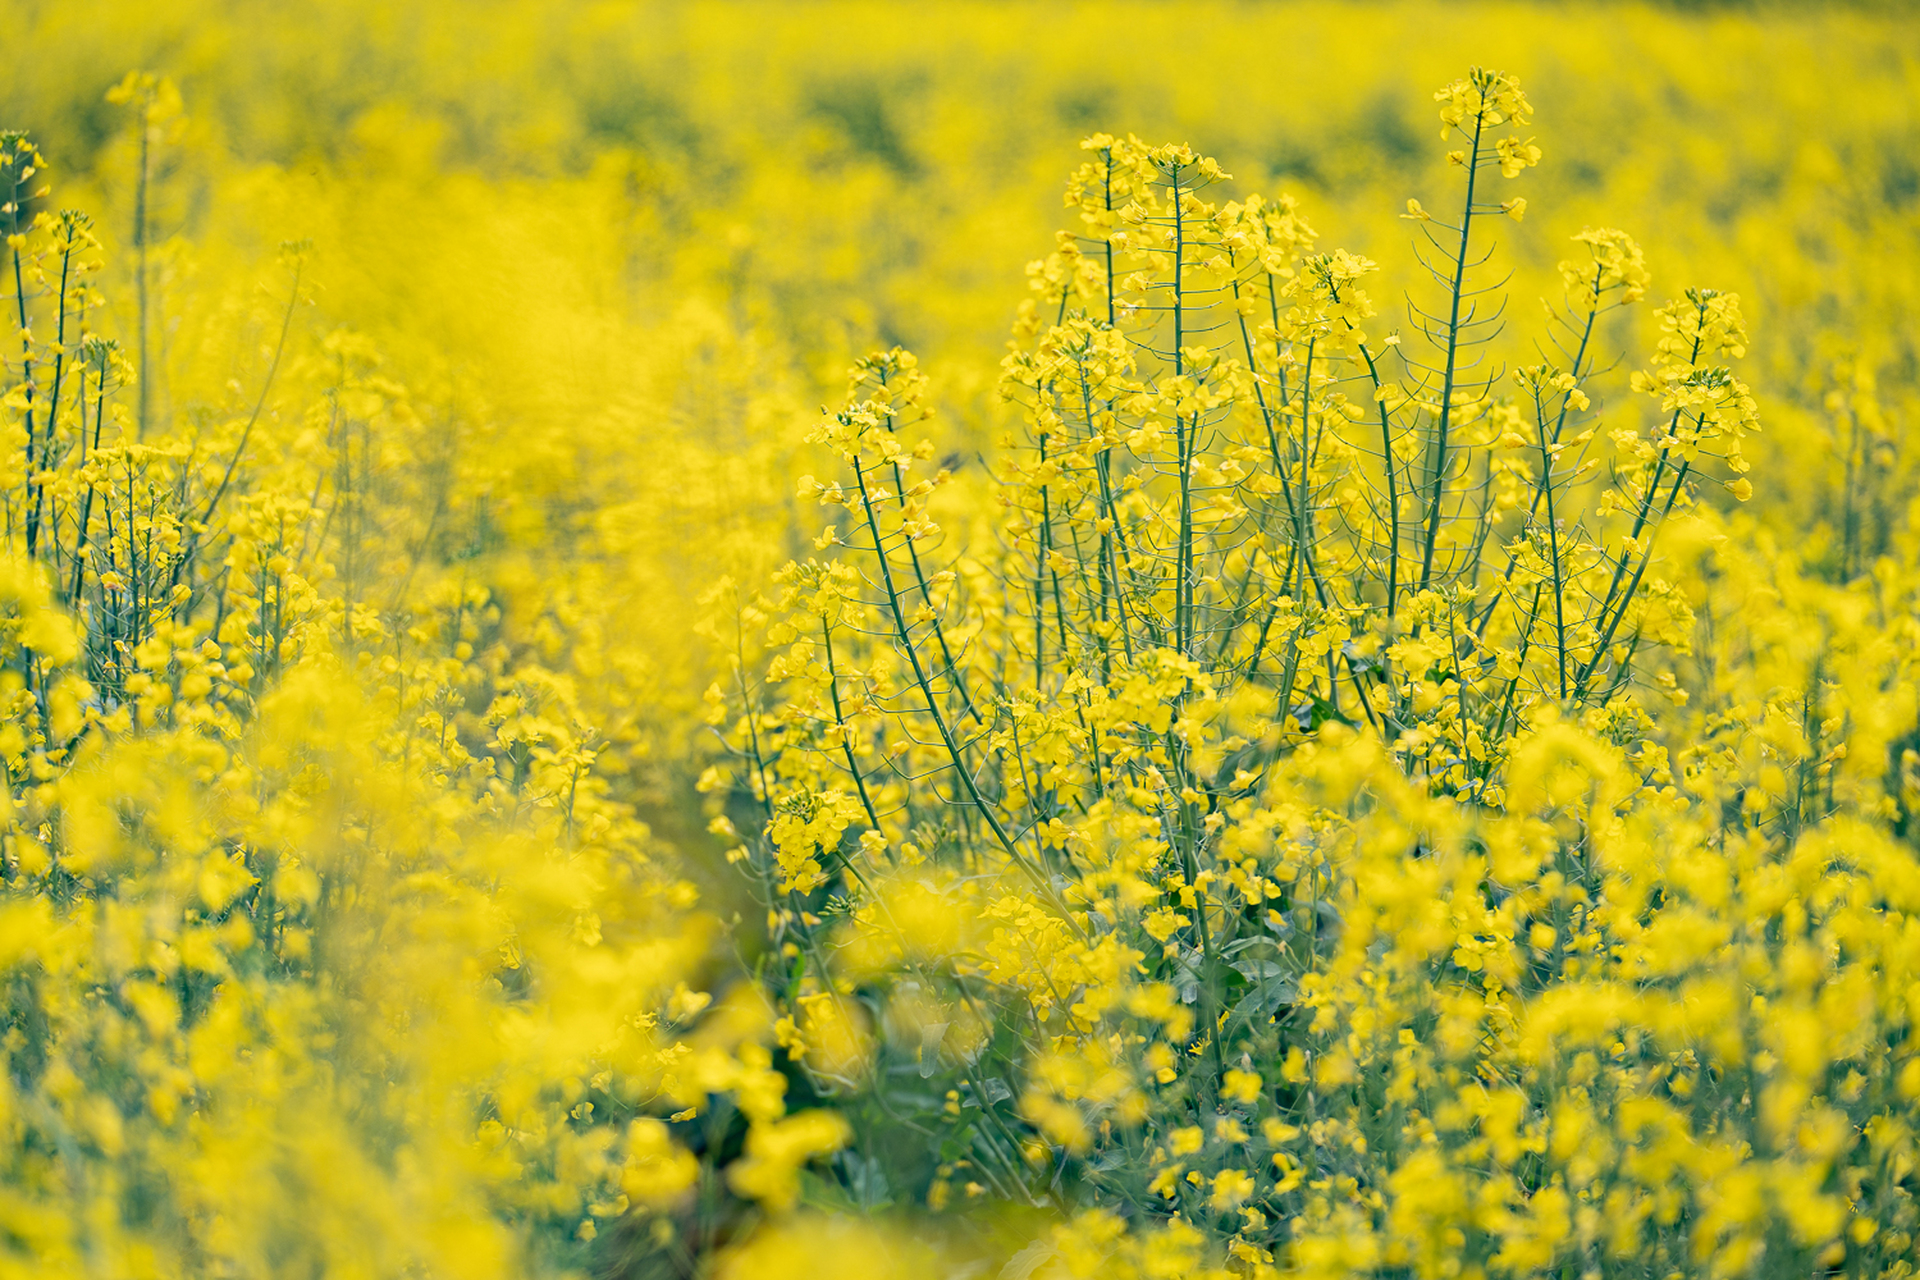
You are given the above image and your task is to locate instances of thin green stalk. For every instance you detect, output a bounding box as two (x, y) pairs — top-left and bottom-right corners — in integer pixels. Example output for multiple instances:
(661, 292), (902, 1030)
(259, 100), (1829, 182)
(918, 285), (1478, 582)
(852, 457), (1080, 931)
(1419, 108), (1488, 589)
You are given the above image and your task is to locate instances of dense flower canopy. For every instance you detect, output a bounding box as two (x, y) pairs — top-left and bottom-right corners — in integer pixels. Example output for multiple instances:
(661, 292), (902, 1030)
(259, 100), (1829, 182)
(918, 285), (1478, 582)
(1, 4), (1918, 1278)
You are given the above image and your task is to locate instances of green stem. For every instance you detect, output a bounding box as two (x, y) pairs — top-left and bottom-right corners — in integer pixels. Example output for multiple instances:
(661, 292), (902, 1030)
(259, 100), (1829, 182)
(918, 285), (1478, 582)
(1419, 109), (1488, 590)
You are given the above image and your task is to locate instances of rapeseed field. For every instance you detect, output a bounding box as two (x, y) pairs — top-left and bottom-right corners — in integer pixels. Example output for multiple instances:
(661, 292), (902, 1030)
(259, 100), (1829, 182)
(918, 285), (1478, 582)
(2, 3), (1919, 1277)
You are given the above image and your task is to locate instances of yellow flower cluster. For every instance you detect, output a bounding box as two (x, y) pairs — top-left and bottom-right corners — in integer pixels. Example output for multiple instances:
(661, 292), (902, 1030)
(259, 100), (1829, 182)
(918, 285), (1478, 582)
(709, 63), (1920, 1280)
(0, 4), (1916, 1278)
(0, 81), (837, 1278)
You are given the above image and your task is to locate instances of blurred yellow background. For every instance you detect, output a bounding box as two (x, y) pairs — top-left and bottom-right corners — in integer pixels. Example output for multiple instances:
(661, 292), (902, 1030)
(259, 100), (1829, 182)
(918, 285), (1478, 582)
(8, 0), (1909, 767)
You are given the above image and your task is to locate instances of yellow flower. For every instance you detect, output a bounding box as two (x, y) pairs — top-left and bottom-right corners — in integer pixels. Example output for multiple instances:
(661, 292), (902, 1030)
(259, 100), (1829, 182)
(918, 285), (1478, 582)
(1209, 1168), (1255, 1210)
(726, 1112), (852, 1212)
(1221, 1068), (1263, 1103)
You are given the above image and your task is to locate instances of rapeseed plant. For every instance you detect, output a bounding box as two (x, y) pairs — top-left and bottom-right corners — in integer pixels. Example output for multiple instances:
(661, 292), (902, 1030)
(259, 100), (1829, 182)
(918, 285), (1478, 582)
(710, 68), (1920, 1280)
(0, 7), (1915, 1280)
(0, 87), (804, 1279)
